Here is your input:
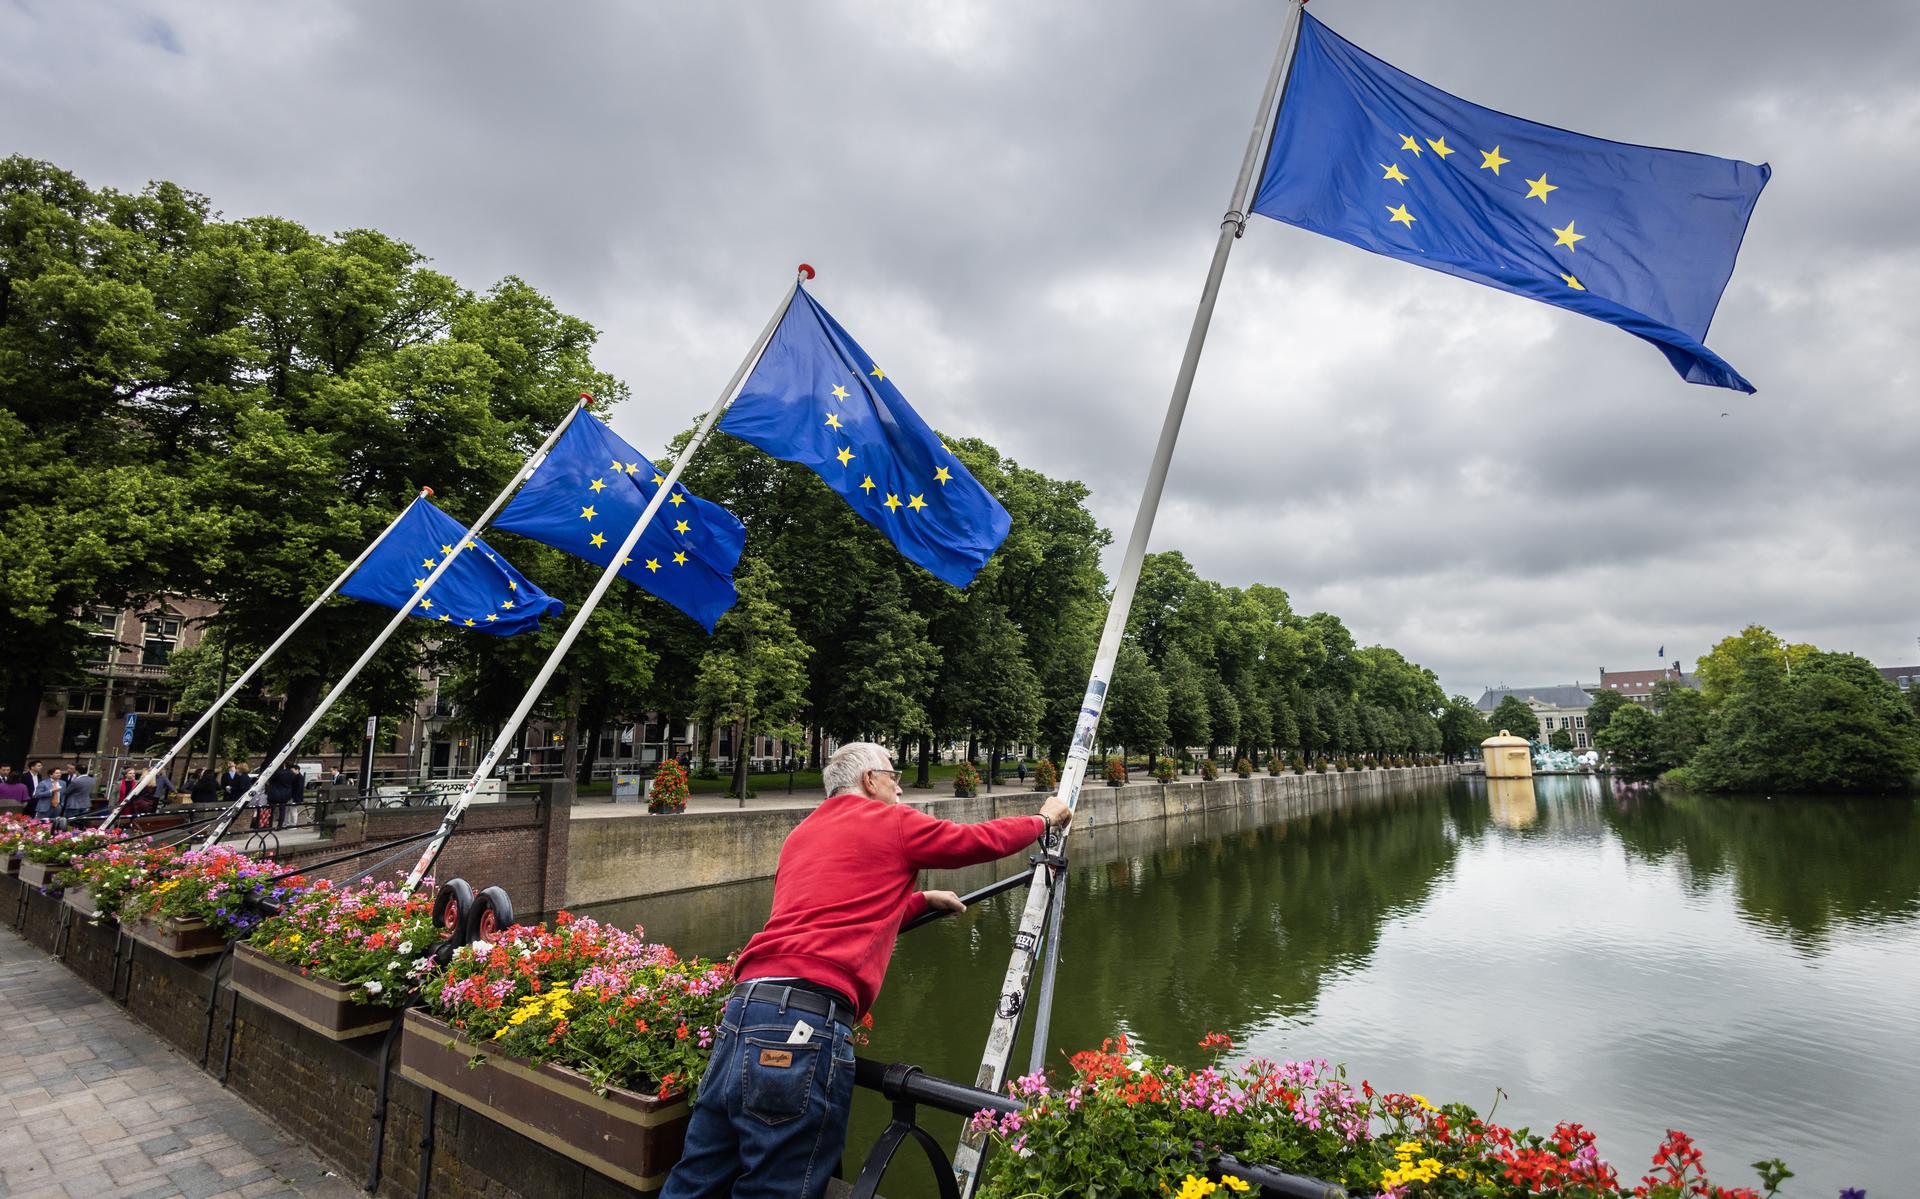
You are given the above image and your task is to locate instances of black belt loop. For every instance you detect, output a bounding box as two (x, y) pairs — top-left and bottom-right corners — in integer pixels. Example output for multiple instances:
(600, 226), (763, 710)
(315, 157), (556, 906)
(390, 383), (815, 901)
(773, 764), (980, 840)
(779, 985), (792, 1015)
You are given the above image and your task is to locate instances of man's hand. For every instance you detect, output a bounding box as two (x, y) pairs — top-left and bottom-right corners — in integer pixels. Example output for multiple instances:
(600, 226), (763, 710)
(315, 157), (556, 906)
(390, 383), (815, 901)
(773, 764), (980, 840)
(1039, 795), (1072, 831)
(922, 889), (966, 914)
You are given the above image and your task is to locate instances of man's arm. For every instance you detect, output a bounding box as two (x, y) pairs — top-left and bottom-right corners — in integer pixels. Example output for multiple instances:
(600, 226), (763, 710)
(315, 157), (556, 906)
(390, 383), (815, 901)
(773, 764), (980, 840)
(896, 797), (1070, 871)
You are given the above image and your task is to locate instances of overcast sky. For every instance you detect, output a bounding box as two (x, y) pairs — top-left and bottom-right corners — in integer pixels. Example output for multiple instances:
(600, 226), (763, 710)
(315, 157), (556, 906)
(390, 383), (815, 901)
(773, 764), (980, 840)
(7, 0), (1916, 698)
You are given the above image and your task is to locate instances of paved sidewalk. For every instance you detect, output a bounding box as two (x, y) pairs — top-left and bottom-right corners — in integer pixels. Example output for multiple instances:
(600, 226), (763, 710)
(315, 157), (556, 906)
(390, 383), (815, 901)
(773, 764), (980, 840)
(0, 933), (358, 1199)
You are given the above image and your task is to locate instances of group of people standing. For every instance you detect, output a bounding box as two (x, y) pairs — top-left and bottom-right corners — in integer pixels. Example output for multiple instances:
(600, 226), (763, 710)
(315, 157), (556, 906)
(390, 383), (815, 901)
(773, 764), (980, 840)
(0, 761), (97, 818)
(0, 759), (313, 827)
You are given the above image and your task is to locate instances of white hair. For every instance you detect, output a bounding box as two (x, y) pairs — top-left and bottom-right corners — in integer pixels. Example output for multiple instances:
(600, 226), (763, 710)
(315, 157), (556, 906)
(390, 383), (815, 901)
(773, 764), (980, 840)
(823, 742), (894, 797)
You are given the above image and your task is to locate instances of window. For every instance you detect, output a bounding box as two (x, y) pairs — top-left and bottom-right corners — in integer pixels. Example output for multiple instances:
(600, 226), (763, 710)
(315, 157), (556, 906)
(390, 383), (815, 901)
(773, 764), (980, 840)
(142, 615), (180, 667)
(1577, 733), (1588, 747)
(1574, 716), (1585, 729)
(87, 610), (118, 665)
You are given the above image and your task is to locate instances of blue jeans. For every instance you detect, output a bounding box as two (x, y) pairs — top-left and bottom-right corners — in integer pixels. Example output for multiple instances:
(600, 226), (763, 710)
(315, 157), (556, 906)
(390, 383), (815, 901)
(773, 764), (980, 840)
(661, 984), (857, 1199)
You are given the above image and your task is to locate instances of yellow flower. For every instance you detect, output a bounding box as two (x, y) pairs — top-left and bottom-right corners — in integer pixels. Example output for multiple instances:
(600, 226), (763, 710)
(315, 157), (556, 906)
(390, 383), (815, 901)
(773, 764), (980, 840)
(1219, 1178), (1250, 1194)
(1408, 1092), (1434, 1110)
(1174, 1176), (1218, 1199)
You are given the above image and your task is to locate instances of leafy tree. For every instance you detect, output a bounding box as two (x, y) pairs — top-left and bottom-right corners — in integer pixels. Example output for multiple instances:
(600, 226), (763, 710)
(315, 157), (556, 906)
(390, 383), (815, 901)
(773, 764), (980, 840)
(1159, 648), (1211, 755)
(1438, 695), (1490, 760)
(1687, 650), (1919, 793)
(1595, 703), (1662, 776)
(1695, 625), (1815, 706)
(1100, 643), (1168, 762)
(1204, 675), (1240, 761)
(1587, 688), (1627, 737)
(821, 570), (937, 744)
(693, 559), (811, 799)
(955, 604), (1042, 783)
(1548, 727), (1575, 752)
(1489, 695), (1539, 742)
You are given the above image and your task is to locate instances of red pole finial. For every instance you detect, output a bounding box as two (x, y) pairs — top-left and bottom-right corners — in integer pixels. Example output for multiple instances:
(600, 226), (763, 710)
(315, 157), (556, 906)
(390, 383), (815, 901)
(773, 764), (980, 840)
(579, 392), (593, 406)
(421, 486), (435, 497)
(797, 263), (816, 280)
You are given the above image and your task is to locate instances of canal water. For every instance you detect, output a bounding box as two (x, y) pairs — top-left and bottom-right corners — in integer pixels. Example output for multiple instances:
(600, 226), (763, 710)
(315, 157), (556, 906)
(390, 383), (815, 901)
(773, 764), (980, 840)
(584, 777), (1918, 1196)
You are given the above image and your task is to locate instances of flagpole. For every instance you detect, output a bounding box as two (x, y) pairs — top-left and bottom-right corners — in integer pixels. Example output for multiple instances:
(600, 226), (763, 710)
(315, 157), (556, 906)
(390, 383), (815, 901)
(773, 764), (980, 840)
(195, 399), (594, 848)
(99, 492), (425, 830)
(950, 5), (1304, 1190)
(397, 268), (807, 894)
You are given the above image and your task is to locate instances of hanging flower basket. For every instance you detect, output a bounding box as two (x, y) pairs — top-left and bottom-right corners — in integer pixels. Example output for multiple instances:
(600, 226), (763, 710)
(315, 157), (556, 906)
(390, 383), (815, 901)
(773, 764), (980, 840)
(126, 914), (228, 958)
(400, 1008), (690, 1191)
(18, 860), (62, 889)
(231, 943), (400, 1041)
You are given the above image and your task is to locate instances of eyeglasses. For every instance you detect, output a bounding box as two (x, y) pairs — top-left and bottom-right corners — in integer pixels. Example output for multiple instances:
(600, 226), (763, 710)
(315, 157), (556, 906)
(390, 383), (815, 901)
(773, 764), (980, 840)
(868, 768), (901, 781)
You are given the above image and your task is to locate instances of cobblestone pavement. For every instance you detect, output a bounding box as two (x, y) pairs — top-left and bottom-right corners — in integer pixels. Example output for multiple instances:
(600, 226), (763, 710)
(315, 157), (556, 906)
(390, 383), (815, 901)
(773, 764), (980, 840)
(0, 932), (358, 1199)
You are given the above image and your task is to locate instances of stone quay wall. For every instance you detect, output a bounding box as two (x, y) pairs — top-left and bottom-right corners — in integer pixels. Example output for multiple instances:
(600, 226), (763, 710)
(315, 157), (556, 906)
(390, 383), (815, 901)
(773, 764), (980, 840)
(565, 764), (1459, 907)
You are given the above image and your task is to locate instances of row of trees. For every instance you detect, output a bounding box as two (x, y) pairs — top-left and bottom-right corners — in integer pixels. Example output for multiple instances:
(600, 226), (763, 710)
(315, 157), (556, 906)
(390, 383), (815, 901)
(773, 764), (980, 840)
(1593, 625), (1919, 793)
(1, 157), (1470, 788)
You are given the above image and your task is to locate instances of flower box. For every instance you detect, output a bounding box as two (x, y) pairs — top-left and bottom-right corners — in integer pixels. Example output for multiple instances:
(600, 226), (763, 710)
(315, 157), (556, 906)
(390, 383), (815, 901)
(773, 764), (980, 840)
(62, 889), (101, 920)
(230, 943), (398, 1041)
(4, 854), (18, 875)
(18, 860), (62, 889)
(126, 914), (228, 958)
(398, 1008), (689, 1192)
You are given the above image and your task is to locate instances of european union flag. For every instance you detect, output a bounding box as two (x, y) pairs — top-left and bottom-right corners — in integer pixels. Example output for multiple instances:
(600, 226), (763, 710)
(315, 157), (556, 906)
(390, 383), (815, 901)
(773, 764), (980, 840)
(491, 413), (744, 632)
(1253, 13), (1769, 392)
(720, 286), (1010, 588)
(339, 497), (562, 635)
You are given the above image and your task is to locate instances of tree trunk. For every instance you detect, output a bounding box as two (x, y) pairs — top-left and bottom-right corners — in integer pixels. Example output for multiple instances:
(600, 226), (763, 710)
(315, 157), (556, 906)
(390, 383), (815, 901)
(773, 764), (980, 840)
(0, 670), (43, 773)
(732, 715), (749, 802)
(989, 742), (1001, 785)
(561, 675), (581, 783)
(916, 734), (931, 788)
(966, 733), (978, 765)
(265, 673), (326, 762)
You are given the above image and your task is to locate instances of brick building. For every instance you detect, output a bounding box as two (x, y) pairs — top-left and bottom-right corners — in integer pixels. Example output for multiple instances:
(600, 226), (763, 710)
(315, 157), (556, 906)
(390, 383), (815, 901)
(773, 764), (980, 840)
(1594, 662), (1700, 709)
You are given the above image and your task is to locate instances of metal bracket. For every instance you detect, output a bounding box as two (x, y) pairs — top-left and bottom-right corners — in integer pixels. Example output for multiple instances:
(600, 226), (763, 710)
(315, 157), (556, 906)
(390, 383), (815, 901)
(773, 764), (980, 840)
(1222, 208), (1249, 238)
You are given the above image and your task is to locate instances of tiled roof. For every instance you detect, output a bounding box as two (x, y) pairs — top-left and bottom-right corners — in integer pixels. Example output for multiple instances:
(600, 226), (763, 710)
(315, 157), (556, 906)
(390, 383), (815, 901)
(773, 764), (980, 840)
(1474, 685), (1594, 713)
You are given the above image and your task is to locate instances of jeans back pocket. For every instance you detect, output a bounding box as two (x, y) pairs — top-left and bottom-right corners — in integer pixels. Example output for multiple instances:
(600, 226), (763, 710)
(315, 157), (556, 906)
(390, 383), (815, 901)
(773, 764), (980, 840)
(742, 1035), (822, 1126)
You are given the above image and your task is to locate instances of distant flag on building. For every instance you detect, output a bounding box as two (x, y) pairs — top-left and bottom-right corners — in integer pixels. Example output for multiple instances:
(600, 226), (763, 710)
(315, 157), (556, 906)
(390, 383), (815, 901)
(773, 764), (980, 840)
(1658, 644), (1665, 659)
(491, 413), (745, 632)
(1252, 12), (1769, 391)
(719, 285), (1011, 588)
(339, 497), (562, 636)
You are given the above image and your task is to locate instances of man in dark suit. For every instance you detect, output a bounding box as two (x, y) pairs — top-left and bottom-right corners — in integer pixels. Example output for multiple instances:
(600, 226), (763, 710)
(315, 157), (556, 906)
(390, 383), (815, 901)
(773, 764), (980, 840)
(221, 761), (252, 805)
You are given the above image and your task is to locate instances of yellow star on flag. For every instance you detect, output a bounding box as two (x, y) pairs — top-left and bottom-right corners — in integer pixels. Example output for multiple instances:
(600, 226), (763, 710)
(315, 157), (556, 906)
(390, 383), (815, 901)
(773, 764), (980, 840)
(1479, 145), (1509, 175)
(502, 600), (515, 609)
(610, 458), (624, 472)
(869, 364), (886, 381)
(580, 505), (598, 520)
(589, 532), (607, 548)
(907, 494), (927, 512)
(673, 520), (690, 534)
(1561, 273), (1585, 291)
(645, 558), (661, 572)
(933, 466), (952, 485)
(421, 558), (436, 569)
(883, 493), (902, 512)
(413, 577), (426, 588)
(624, 462), (640, 475)
(859, 475), (876, 493)
(438, 614), (452, 623)
(589, 478), (606, 492)
(836, 446), (855, 467)
(668, 492), (685, 506)
(463, 618), (476, 627)
(672, 551), (688, 565)
(440, 544), (454, 555)
(1525, 173), (1558, 203)
(1426, 136), (1454, 159)
(1386, 203), (1416, 227)
(1380, 162), (1409, 184)
(1552, 220), (1586, 251)
(485, 613), (498, 622)
(464, 541), (476, 551)
(1400, 134), (1421, 156)
(507, 581), (516, 591)
(825, 412), (843, 430)
(421, 598), (433, 611)
(652, 473), (665, 486)
(830, 384), (849, 401)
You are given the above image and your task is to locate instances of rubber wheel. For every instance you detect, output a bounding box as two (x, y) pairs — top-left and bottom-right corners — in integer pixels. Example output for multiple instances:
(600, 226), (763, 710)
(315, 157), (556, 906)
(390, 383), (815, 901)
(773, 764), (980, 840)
(433, 878), (473, 943)
(465, 886), (514, 944)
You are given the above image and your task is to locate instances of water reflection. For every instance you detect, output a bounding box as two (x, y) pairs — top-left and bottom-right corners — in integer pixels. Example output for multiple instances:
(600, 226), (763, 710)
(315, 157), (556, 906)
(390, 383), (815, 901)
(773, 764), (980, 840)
(1487, 777), (1539, 828)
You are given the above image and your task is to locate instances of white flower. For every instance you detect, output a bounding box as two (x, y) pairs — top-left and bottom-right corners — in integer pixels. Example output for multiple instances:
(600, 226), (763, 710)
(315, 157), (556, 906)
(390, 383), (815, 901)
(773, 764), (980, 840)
(411, 956), (434, 974)
(397, 940), (413, 955)
(387, 961), (400, 971)
(1129, 1060), (1145, 1073)
(363, 980), (384, 995)
(469, 939), (492, 955)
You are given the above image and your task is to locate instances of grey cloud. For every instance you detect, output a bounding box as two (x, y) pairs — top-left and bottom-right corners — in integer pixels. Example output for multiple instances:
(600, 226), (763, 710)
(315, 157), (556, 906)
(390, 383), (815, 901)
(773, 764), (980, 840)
(4, 0), (1915, 695)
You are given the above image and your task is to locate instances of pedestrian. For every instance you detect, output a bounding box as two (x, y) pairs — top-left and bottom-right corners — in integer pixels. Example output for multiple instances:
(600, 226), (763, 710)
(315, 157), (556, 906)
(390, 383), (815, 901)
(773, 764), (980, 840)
(188, 768), (218, 805)
(0, 765), (28, 810)
(659, 742), (1070, 1199)
(221, 761), (252, 806)
(59, 763), (95, 821)
(115, 768), (140, 807)
(149, 767), (176, 805)
(265, 763), (298, 829)
(27, 761), (54, 819)
(1017, 760), (1027, 783)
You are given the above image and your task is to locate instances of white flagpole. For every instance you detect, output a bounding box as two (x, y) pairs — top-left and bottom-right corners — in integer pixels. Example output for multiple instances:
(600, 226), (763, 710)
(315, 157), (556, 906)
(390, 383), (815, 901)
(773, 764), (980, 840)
(950, 5), (1305, 1192)
(98, 492), (425, 829)
(396, 267), (809, 894)
(195, 399), (594, 848)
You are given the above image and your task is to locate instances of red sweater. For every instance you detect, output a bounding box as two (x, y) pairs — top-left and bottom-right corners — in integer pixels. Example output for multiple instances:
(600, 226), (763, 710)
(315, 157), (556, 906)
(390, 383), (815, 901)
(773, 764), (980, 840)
(732, 795), (1046, 1016)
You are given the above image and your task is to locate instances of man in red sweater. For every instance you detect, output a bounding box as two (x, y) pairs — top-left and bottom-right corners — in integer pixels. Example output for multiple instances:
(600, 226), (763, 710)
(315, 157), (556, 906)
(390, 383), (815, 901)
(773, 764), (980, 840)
(662, 741), (1070, 1199)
